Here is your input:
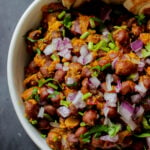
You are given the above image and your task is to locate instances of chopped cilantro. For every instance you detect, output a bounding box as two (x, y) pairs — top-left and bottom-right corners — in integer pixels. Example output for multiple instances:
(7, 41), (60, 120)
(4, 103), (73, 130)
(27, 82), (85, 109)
(47, 83), (58, 90)
(27, 37), (38, 43)
(44, 113), (53, 121)
(142, 43), (150, 58)
(36, 48), (41, 55)
(41, 134), (47, 138)
(135, 14), (146, 25)
(48, 91), (60, 98)
(108, 124), (121, 137)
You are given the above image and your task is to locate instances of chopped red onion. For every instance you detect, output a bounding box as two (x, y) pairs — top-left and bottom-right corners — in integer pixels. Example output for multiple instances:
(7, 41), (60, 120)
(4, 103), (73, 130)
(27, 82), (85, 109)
(80, 45), (89, 57)
(135, 106), (144, 118)
(62, 65), (69, 71)
(104, 93), (117, 107)
(43, 43), (56, 55)
(50, 122), (60, 128)
(121, 117), (137, 131)
(72, 91), (86, 109)
(115, 80), (122, 93)
(106, 74), (113, 91)
(131, 94), (141, 104)
(47, 88), (54, 94)
(146, 137), (150, 149)
(111, 57), (118, 69)
(57, 106), (71, 118)
(72, 56), (78, 62)
(66, 77), (75, 85)
(37, 107), (44, 118)
(103, 105), (110, 117)
(138, 61), (145, 72)
(119, 101), (134, 120)
(135, 82), (147, 96)
(146, 58), (150, 65)
(77, 53), (93, 65)
(63, 37), (73, 49)
(100, 135), (118, 143)
(130, 39), (143, 52)
(56, 63), (63, 70)
(67, 93), (77, 101)
(89, 77), (101, 89)
(71, 21), (81, 34)
(102, 28), (109, 37)
(58, 49), (71, 60)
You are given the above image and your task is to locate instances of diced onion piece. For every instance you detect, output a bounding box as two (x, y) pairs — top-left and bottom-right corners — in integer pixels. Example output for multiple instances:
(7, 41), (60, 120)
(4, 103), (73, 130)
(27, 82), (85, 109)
(67, 93), (77, 101)
(135, 82), (147, 96)
(119, 101), (134, 120)
(58, 49), (71, 60)
(72, 56), (78, 62)
(71, 21), (81, 34)
(103, 106), (110, 117)
(56, 63), (63, 70)
(80, 45), (89, 56)
(131, 94), (141, 104)
(138, 61), (145, 72)
(130, 39), (143, 52)
(50, 122), (60, 128)
(121, 117), (137, 131)
(111, 57), (118, 69)
(89, 77), (101, 89)
(37, 107), (44, 118)
(146, 137), (150, 149)
(100, 135), (118, 143)
(104, 93), (117, 107)
(57, 106), (71, 118)
(77, 53), (93, 65)
(63, 65), (69, 71)
(47, 88), (54, 94)
(106, 74), (113, 91)
(66, 77), (75, 85)
(43, 44), (55, 55)
(115, 80), (122, 93)
(72, 91), (86, 109)
(135, 106), (144, 118)
(146, 58), (150, 65)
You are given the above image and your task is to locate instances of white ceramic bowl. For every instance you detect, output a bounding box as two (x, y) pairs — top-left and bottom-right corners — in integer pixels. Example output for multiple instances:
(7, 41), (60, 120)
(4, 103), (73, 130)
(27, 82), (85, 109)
(7, 0), (58, 149)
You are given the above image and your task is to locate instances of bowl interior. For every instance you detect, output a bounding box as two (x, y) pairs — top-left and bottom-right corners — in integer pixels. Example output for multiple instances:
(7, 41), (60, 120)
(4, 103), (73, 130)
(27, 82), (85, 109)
(7, 0), (58, 149)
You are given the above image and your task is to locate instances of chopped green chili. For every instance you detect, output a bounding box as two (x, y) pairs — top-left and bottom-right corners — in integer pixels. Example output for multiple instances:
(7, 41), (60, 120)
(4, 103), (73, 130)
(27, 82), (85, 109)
(47, 83), (58, 90)
(60, 100), (71, 107)
(78, 112), (84, 116)
(88, 42), (94, 50)
(134, 133), (150, 138)
(80, 122), (87, 127)
(58, 11), (66, 19)
(90, 18), (96, 28)
(108, 42), (116, 49)
(27, 37), (38, 43)
(80, 32), (90, 39)
(82, 92), (92, 100)
(30, 120), (38, 125)
(51, 54), (59, 61)
(63, 15), (72, 29)
(44, 113), (53, 121)
(36, 48), (41, 55)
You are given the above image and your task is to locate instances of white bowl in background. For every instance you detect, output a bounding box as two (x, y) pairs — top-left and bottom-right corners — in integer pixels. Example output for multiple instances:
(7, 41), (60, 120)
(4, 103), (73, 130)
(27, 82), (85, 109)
(7, 0), (58, 149)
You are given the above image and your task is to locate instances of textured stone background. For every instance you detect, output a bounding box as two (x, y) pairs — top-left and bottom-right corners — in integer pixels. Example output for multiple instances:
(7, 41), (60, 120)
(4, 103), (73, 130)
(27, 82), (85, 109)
(0, 0), (38, 149)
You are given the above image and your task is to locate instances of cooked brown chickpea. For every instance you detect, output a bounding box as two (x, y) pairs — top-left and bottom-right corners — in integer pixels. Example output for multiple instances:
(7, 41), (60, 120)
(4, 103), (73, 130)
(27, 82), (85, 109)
(75, 127), (87, 137)
(82, 110), (97, 126)
(120, 80), (135, 95)
(44, 105), (56, 116)
(115, 60), (137, 76)
(38, 119), (50, 130)
(25, 99), (39, 119)
(107, 107), (117, 118)
(54, 70), (66, 83)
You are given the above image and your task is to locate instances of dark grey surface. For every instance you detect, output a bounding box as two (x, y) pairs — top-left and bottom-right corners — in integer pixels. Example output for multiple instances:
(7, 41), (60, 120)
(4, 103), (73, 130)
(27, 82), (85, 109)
(0, 0), (38, 149)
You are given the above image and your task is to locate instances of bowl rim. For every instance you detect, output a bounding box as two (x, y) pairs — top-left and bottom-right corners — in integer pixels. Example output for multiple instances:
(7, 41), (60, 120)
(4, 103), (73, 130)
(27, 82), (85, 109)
(7, 0), (50, 149)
